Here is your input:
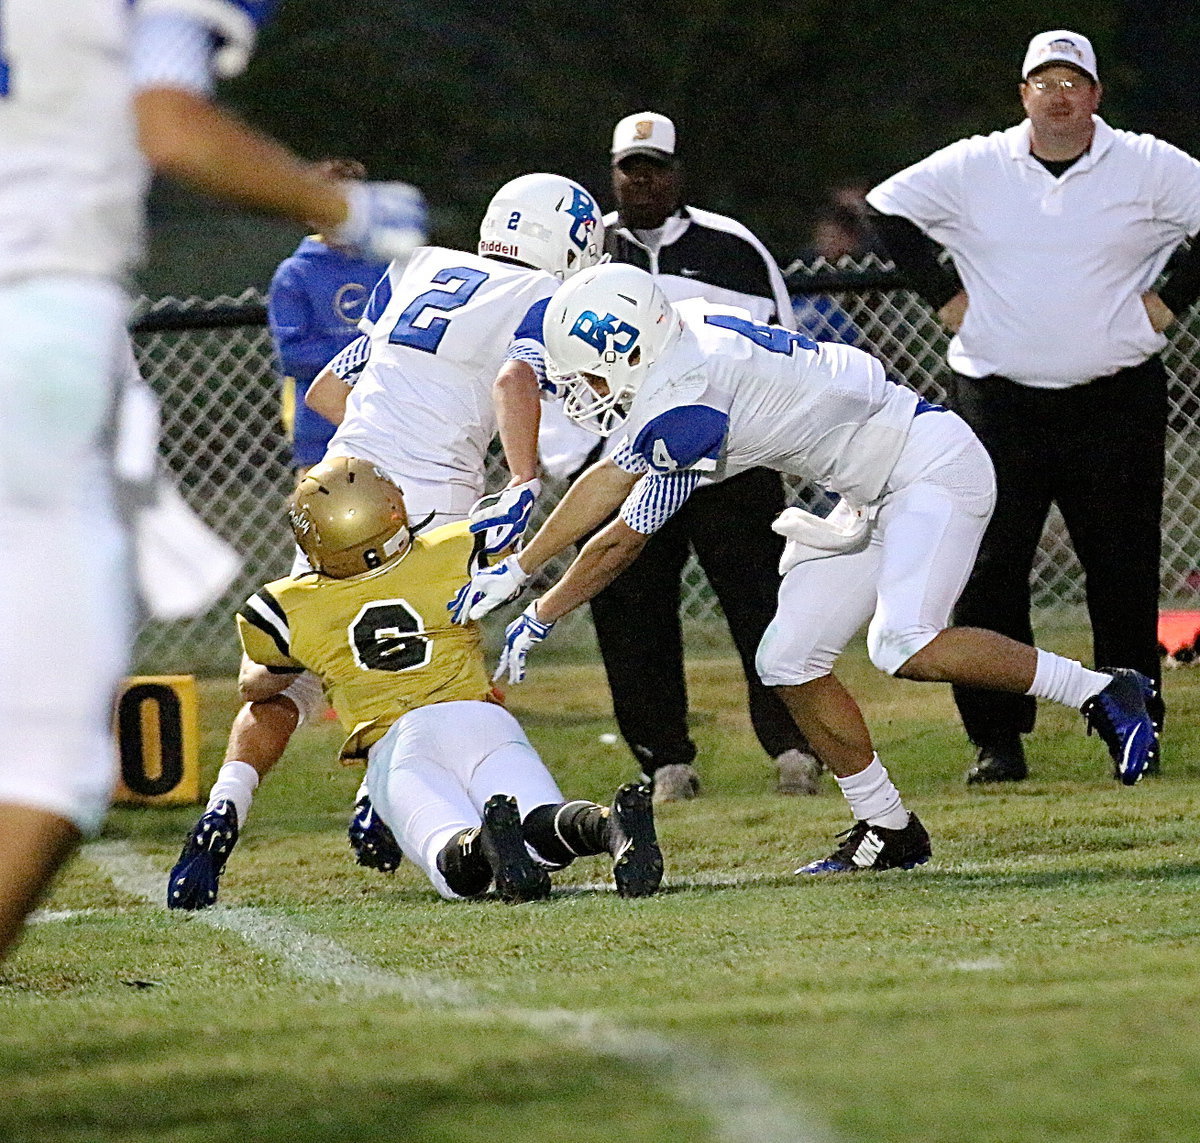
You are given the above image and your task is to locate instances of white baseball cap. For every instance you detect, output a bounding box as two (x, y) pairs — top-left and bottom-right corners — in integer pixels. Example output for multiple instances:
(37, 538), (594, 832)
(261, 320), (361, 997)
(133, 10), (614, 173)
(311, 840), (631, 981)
(611, 112), (677, 164)
(1022, 30), (1098, 82)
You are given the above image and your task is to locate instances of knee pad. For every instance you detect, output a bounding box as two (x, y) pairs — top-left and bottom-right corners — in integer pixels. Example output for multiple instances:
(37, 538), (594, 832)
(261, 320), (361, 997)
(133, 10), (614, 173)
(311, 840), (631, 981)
(866, 621), (940, 677)
(755, 618), (838, 687)
(281, 672), (325, 727)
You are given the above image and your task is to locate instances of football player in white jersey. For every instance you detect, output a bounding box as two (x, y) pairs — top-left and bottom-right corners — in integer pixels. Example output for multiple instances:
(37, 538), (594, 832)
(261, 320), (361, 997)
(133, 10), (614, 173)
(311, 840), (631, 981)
(168, 174), (606, 908)
(0, 0), (426, 961)
(453, 263), (1160, 876)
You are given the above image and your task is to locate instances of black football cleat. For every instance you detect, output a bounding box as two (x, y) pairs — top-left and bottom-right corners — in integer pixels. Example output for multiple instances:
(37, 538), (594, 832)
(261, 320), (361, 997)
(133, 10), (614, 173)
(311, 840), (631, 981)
(480, 794), (551, 903)
(608, 783), (664, 898)
(797, 812), (931, 875)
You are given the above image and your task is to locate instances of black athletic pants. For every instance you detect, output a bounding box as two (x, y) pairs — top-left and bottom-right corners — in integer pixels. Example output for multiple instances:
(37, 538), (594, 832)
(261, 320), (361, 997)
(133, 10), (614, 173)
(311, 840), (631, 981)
(948, 359), (1168, 744)
(587, 467), (808, 776)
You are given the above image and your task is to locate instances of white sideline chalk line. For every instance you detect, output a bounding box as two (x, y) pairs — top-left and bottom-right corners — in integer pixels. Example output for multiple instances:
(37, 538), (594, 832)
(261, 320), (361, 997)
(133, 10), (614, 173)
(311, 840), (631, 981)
(28, 908), (92, 924)
(85, 841), (832, 1143)
(569, 869), (779, 894)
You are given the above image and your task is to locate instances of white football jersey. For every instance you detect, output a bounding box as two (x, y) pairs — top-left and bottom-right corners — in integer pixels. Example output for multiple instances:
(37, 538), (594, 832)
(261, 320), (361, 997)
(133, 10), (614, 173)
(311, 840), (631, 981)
(623, 300), (922, 506)
(326, 246), (558, 512)
(0, 0), (145, 285)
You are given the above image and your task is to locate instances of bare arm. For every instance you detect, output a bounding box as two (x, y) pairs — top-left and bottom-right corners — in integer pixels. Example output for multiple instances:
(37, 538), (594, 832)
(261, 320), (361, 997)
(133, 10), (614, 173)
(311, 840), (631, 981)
(1142, 290), (1175, 333)
(237, 655), (295, 704)
(305, 367), (352, 426)
(938, 290), (969, 333)
(535, 519), (649, 623)
(494, 361), (542, 485)
(134, 88), (349, 230)
(517, 458), (642, 574)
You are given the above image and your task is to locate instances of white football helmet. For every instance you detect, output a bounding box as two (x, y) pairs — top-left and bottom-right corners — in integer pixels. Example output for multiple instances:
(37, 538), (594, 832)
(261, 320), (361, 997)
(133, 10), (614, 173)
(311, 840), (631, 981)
(542, 264), (683, 436)
(478, 174), (605, 280)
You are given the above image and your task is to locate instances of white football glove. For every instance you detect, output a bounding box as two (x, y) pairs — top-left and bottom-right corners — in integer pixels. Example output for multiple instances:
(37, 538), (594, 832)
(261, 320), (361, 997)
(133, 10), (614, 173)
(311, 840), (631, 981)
(333, 181), (428, 263)
(468, 479), (541, 557)
(494, 603), (555, 685)
(447, 554), (529, 624)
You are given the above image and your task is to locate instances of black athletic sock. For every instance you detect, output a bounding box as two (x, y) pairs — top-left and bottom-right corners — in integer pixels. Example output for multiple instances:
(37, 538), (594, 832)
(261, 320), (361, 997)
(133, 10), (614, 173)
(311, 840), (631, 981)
(522, 801), (611, 866)
(435, 827), (492, 897)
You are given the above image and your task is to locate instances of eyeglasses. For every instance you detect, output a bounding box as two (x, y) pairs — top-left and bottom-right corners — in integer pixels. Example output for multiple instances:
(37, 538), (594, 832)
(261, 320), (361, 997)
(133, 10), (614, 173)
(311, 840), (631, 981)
(1026, 76), (1091, 92)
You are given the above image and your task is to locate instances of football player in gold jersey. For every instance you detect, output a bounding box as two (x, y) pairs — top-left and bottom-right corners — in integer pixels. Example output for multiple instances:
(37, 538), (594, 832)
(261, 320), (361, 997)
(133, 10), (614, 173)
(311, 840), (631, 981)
(167, 457), (663, 906)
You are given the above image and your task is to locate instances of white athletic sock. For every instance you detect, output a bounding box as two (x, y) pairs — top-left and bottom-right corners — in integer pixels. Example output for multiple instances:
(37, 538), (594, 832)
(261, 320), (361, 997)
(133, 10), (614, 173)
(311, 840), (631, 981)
(205, 760), (260, 824)
(835, 755), (909, 829)
(1026, 649), (1111, 710)
(354, 777), (370, 803)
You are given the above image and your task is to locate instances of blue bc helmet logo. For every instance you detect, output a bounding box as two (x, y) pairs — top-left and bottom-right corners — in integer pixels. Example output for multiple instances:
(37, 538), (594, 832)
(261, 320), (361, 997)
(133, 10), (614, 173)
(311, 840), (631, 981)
(569, 311), (640, 355)
(566, 188), (599, 250)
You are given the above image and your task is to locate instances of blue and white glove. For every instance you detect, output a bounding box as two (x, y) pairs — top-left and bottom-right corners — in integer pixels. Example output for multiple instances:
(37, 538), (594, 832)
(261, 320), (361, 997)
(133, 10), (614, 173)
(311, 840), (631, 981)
(448, 554), (529, 624)
(468, 479), (541, 557)
(494, 603), (555, 684)
(334, 181), (428, 263)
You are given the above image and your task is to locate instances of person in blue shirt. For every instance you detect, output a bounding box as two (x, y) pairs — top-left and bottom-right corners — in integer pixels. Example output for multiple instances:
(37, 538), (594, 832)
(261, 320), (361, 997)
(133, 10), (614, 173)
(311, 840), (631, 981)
(268, 159), (389, 476)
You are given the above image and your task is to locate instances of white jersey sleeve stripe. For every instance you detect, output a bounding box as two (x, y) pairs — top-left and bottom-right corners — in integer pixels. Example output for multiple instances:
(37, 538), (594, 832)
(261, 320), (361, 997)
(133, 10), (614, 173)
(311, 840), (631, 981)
(610, 439), (649, 475)
(329, 334), (371, 383)
(504, 339), (549, 389)
(619, 471), (702, 534)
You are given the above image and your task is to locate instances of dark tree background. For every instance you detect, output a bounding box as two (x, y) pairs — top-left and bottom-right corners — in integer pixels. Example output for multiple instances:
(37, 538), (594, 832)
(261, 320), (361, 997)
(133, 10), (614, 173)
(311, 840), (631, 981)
(140, 0), (1194, 298)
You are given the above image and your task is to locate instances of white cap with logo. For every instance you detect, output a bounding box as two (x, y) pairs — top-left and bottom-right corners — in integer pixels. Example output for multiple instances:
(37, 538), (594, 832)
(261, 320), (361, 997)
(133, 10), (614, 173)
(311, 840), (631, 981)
(611, 112), (677, 164)
(1022, 30), (1098, 82)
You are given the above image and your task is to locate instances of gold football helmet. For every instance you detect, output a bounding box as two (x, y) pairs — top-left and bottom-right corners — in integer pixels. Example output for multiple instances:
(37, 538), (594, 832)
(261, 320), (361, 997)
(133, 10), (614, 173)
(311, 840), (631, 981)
(289, 457), (411, 578)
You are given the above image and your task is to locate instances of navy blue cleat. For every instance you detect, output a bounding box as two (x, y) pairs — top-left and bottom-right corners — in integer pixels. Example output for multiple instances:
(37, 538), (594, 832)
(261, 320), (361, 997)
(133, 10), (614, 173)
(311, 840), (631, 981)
(608, 782), (664, 898)
(167, 800), (239, 910)
(797, 812), (931, 875)
(348, 795), (404, 872)
(1081, 669), (1159, 785)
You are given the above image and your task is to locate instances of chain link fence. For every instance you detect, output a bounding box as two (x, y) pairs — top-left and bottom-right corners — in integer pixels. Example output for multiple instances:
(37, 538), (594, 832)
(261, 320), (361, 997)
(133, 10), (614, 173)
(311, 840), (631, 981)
(129, 266), (1200, 674)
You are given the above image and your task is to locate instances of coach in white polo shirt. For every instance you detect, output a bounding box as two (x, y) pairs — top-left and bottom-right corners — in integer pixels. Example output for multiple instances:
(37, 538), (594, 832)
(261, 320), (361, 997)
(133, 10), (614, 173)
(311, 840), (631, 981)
(867, 29), (1200, 783)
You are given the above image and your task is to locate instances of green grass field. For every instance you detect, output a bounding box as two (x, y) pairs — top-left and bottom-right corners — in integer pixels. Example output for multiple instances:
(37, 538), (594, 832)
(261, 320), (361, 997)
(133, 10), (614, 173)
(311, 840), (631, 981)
(3, 632), (1200, 1143)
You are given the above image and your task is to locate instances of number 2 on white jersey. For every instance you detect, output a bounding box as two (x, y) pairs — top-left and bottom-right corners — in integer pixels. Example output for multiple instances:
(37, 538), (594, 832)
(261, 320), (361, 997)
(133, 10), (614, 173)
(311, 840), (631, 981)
(388, 266), (489, 354)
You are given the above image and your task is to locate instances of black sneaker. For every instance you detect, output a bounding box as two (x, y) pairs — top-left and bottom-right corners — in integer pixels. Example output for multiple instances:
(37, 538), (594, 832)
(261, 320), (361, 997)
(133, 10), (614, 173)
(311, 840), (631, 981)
(167, 800), (239, 910)
(348, 795), (404, 872)
(1081, 669), (1159, 786)
(796, 812), (931, 874)
(608, 783), (664, 898)
(965, 737), (1027, 785)
(480, 795), (551, 903)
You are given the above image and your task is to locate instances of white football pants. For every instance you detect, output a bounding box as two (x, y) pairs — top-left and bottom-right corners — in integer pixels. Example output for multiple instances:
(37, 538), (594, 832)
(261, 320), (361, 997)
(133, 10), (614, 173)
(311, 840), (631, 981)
(364, 700), (564, 899)
(756, 410), (996, 686)
(0, 277), (132, 834)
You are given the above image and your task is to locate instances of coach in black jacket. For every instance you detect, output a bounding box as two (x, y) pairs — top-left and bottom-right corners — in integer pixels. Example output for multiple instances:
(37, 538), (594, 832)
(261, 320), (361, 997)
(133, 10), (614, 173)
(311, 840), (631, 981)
(588, 111), (817, 803)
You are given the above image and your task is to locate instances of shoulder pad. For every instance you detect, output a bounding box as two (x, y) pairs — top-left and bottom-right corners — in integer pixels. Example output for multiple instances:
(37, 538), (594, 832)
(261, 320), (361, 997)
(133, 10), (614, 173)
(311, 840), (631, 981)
(513, 295), (551, 344)
(632, 405), (727, 473)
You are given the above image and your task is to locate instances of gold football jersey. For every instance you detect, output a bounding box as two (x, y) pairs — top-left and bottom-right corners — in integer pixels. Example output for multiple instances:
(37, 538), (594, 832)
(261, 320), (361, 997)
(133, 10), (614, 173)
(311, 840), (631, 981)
(237, 522), (491, 761)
